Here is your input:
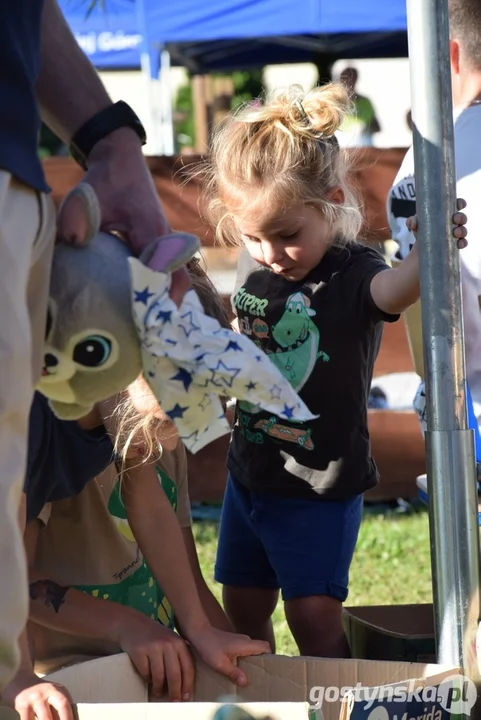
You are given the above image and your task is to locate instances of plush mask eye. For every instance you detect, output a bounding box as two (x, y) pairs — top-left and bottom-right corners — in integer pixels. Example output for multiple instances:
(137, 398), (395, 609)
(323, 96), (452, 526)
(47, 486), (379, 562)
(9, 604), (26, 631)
(73, 335), (112, 367)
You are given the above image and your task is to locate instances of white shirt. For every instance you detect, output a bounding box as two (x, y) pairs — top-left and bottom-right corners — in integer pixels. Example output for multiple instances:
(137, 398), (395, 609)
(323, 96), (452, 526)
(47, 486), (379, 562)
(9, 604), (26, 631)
(387, 104), (481, 424)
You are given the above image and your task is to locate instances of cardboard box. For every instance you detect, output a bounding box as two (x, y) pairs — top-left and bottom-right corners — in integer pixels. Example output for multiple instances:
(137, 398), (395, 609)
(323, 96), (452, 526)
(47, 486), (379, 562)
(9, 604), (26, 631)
(40, 651), (463, 720)
(75, 702), (311, 719)
(343, 604), (436, 664)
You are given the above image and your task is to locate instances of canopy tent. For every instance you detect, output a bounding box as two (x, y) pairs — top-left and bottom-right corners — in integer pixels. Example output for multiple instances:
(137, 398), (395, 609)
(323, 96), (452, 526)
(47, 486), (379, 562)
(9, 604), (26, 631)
(60, 0), (407, 74)
(164, 32), (407, 74)
(145, 0), (407, 73)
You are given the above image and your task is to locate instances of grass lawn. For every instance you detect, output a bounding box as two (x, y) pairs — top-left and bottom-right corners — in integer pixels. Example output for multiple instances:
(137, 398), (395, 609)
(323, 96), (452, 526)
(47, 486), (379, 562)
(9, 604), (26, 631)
(193, 506), (433, 656)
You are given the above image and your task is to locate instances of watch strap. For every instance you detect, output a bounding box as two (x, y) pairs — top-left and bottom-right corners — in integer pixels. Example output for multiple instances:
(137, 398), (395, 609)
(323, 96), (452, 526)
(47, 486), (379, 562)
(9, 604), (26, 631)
(69, 101), (147, 169)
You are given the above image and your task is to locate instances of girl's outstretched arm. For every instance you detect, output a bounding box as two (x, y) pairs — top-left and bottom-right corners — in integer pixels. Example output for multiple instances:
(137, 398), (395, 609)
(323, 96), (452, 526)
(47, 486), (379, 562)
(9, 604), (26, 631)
(370, 200), (467, 315)
(122, 462), (270, 686)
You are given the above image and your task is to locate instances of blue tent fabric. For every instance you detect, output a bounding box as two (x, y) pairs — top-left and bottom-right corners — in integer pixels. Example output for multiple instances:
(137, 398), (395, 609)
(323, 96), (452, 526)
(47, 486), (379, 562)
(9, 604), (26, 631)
(59, 0), (408, 74)
(58, 0), (142, 69)
(144, 0), (406, 43)
(145, 0), (407, 73)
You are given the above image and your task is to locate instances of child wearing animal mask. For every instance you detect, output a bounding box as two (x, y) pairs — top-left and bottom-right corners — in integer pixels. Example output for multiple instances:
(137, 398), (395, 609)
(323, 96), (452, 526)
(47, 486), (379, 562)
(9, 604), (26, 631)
(2, 262), (269, 720)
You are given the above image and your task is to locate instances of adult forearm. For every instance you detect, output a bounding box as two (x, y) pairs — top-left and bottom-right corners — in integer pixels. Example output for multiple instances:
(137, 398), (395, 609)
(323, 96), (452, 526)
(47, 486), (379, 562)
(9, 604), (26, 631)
(37, 0), (112, 141)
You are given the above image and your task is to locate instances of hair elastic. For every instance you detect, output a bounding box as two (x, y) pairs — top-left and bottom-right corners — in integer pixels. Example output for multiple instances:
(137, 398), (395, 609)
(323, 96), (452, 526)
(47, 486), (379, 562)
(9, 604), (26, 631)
(294, 99), (308, 121)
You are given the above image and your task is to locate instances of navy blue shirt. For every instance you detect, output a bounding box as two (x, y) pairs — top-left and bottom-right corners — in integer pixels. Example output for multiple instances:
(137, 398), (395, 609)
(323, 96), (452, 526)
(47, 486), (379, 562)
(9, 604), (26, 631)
(25, 393), (115, 523)
(0, 1), (49, 191)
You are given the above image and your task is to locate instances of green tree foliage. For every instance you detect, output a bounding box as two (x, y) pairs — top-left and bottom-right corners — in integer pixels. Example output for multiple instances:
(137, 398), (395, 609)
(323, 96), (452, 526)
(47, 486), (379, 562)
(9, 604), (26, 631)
(174, 70), (264, 150)
(230, 69), (263, 109)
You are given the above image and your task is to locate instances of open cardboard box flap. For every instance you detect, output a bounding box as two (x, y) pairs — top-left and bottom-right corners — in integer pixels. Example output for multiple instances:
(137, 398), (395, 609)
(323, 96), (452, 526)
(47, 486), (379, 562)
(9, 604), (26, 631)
(343, 604), (436, 664)
(40, 652), (461, 720)
(344, 605), (434, 639)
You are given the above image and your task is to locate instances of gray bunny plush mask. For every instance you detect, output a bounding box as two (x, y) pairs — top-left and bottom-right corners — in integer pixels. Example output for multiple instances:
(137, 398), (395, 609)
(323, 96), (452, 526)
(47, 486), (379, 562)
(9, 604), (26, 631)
(37, 183), (199, 420)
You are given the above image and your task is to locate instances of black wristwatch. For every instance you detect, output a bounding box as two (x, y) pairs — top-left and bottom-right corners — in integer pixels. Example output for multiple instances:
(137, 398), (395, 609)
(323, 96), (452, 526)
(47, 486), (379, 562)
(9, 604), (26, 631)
(69, 101), (147, 169)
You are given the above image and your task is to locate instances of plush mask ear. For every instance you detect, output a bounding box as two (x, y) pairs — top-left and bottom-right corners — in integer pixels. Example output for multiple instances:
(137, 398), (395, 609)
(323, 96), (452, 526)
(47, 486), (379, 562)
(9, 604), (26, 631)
(140, 233), (200, 273)
(57, 182), (101, 246)
(59, 181), (200, 272)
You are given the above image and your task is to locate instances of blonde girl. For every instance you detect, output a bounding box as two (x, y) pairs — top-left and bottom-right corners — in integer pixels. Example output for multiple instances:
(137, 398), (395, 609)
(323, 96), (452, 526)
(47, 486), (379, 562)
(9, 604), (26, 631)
(202, 83), (467, 658)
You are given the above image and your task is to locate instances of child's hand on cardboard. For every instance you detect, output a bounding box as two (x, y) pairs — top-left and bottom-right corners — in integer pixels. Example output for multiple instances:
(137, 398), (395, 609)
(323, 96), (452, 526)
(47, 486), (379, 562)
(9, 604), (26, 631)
(117, 613), (195, 701)
(406, 198), (468, 249)
(189, 625), (271, 687)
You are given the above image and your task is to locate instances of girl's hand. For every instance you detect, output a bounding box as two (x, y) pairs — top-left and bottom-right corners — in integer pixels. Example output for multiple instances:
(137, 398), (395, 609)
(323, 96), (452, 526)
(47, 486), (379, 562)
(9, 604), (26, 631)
(188, 625), (271, 687)
(118, 614), (195, 701)
(2, 670), (74, 720)
(406, 198), (468, 249)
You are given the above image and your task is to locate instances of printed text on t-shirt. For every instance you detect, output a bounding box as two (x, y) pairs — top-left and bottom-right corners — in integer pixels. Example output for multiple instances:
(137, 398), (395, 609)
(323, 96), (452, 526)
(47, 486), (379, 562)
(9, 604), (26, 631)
(233, 287), (269, 317)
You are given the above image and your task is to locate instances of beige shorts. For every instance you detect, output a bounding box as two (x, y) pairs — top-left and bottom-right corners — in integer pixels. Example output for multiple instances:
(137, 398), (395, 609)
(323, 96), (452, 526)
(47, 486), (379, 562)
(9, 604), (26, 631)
(0, 171), (55, 689)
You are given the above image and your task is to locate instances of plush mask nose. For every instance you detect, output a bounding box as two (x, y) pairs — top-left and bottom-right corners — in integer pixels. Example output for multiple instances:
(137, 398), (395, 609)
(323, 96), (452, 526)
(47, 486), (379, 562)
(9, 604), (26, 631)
(44, 353), (59, 369)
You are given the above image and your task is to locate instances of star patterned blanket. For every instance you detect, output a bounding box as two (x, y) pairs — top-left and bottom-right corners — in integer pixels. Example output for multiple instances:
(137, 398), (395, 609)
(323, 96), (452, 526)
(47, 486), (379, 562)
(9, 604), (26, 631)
(129, 259), (317, 453)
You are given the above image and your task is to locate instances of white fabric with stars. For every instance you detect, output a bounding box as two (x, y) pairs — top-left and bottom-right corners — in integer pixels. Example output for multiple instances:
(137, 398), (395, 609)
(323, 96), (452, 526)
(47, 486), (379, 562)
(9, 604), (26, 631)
(129, 260), (317, 454)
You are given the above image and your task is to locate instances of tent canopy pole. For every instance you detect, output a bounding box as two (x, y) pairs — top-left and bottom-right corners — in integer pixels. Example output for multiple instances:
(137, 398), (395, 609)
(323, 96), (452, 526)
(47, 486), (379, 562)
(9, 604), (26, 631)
(406, 0), (480, 677)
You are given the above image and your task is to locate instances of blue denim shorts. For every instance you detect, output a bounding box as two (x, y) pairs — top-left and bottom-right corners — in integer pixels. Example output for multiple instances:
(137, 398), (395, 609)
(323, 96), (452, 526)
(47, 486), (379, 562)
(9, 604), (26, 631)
(215, 474), (363, 602)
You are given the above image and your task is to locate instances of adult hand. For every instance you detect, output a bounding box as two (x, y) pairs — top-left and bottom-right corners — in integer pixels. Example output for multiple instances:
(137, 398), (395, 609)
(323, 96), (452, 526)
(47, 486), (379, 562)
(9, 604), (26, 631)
(118, 614), (195, 701)
(57, 128), (191, 306)
(2, 670), (74, 720)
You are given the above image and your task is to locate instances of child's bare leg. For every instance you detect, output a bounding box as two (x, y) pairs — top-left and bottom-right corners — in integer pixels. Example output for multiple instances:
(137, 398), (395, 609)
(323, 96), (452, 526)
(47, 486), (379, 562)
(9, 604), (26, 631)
(285, 594), (350, 658)
(223, 586), (278, 651)
(215, 476), (279, 652)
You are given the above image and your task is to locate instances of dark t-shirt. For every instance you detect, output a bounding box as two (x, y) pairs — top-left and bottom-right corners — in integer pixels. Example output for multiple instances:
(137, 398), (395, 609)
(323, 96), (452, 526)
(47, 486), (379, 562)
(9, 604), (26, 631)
(229, 243), (399, 500)
(0, 1), (48, 191)
(25, 393), (114, 522)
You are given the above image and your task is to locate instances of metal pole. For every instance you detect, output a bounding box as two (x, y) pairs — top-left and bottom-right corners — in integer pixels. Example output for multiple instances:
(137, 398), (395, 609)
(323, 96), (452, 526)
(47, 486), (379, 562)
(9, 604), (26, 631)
(160, 48), (175, 156)
(406, 0), (480, 677)
(136, 0), (164, 155)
